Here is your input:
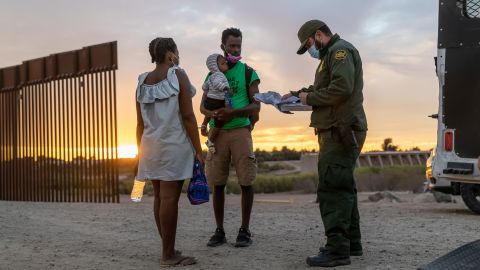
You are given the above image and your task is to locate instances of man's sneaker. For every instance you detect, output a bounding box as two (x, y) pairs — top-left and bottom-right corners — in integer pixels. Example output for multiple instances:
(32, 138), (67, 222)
(234, 227), (252, 247)
(207, 228), (226, 247)
(319, 246), (363, 257)
(306, 249), (351, 267)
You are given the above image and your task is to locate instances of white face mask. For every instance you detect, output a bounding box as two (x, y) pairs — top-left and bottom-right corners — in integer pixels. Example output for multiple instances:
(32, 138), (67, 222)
(308, 44), (320, 59)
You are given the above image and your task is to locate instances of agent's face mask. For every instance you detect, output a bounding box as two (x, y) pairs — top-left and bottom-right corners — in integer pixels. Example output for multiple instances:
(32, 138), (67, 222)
(307, 35), (321, 59)
(308, 45), (320, 59)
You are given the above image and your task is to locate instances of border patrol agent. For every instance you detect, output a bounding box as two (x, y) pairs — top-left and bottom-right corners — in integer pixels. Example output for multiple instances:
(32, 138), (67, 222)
(284, 20), (368, 267)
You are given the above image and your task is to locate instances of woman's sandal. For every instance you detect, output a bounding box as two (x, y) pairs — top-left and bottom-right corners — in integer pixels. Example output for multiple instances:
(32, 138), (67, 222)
(160, 255), (197, 267)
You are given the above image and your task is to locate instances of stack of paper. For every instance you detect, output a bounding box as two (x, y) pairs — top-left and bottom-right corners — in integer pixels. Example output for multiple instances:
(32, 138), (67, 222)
(254, 91), (312, 113)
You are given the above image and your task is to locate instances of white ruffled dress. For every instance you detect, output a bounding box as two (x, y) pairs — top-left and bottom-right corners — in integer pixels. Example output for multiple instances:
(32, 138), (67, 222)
(136, 67), (196, 181)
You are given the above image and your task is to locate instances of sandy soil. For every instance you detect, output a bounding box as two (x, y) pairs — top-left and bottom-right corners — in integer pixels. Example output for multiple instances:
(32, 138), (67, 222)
(0, 192), (478, 270)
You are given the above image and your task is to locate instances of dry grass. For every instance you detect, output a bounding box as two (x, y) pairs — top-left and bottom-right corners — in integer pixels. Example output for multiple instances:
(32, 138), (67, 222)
(118, 165), (426, 195)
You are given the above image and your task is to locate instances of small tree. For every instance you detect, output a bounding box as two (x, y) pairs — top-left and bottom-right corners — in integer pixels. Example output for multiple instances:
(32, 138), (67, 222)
(382, 138), (398, 152)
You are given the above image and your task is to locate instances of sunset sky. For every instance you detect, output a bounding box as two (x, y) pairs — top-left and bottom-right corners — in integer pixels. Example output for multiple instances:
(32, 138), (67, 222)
(0, 0), (440, 158)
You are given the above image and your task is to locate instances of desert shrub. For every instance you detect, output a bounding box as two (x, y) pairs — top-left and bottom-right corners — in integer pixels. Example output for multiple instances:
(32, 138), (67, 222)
(257, 162), (296, 173)
(225, 173), (317, 194)
(355, 166), (425, 192)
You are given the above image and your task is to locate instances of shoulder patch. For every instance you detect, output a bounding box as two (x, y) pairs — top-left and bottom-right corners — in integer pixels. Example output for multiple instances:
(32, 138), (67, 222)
(335, 50), (347, 60)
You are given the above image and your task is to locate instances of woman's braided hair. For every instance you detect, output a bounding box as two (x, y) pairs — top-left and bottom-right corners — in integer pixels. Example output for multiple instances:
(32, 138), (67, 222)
(149, 37), (177, 64)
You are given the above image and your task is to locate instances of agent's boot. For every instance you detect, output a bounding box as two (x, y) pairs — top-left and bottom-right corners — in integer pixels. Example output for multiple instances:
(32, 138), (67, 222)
(306, 249), (351, 267)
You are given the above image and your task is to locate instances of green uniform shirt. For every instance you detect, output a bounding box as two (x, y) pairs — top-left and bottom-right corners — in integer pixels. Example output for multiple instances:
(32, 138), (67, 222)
(205, 61), (260, 129)
(292, 34), (367, 131)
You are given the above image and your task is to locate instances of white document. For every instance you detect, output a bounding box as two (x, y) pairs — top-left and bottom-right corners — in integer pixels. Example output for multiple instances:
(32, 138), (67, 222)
(254, 91), (312, 113)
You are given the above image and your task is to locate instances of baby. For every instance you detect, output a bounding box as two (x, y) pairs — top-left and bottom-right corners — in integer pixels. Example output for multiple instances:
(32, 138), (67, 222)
(201, 53), (232, 153)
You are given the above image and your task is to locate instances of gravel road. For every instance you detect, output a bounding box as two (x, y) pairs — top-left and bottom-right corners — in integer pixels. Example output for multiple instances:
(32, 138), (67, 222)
(0, 192), (478, 270)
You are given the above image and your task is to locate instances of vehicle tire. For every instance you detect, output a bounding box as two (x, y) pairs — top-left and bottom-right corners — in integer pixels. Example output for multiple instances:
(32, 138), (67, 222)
(460, 183), (480, 214)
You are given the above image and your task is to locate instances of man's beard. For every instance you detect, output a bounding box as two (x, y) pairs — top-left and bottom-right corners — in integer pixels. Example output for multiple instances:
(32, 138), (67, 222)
(315, 39), (323, 50)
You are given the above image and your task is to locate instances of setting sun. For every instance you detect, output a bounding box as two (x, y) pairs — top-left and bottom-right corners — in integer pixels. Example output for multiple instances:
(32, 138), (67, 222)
(118, 144), (138, 159)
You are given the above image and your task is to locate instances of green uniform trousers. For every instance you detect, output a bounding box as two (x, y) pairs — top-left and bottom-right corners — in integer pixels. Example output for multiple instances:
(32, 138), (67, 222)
(317, 129), (366, 256)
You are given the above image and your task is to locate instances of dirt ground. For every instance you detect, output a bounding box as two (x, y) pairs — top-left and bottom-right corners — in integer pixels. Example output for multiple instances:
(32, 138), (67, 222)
(0, 192), (478, 270)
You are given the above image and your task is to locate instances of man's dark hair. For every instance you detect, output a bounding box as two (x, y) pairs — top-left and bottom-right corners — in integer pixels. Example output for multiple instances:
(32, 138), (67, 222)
(221, 28), (242, 44)
(149, 37), (177, 64)
(319, 25), (333, 37)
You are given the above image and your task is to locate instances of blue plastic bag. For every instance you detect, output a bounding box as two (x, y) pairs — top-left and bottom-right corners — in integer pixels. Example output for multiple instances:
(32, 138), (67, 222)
(187, 160), (210, 205)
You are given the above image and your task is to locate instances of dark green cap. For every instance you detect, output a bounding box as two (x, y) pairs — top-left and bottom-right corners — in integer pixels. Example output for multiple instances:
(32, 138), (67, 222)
(297, 20), (326, 55)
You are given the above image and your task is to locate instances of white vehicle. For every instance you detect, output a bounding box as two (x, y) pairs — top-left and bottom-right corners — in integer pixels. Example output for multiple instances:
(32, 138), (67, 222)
(426, 0), (480, 214)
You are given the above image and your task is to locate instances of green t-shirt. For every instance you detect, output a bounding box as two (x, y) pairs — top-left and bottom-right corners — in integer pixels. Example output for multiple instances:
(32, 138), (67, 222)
(205, 61), (260, 129)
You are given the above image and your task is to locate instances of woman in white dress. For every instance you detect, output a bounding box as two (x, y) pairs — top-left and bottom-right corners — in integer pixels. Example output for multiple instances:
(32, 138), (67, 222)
(136, 37), (204, 267)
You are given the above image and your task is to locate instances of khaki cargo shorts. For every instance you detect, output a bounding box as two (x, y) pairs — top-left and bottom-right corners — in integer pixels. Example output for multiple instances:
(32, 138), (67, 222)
(205, 127), (257, 186)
